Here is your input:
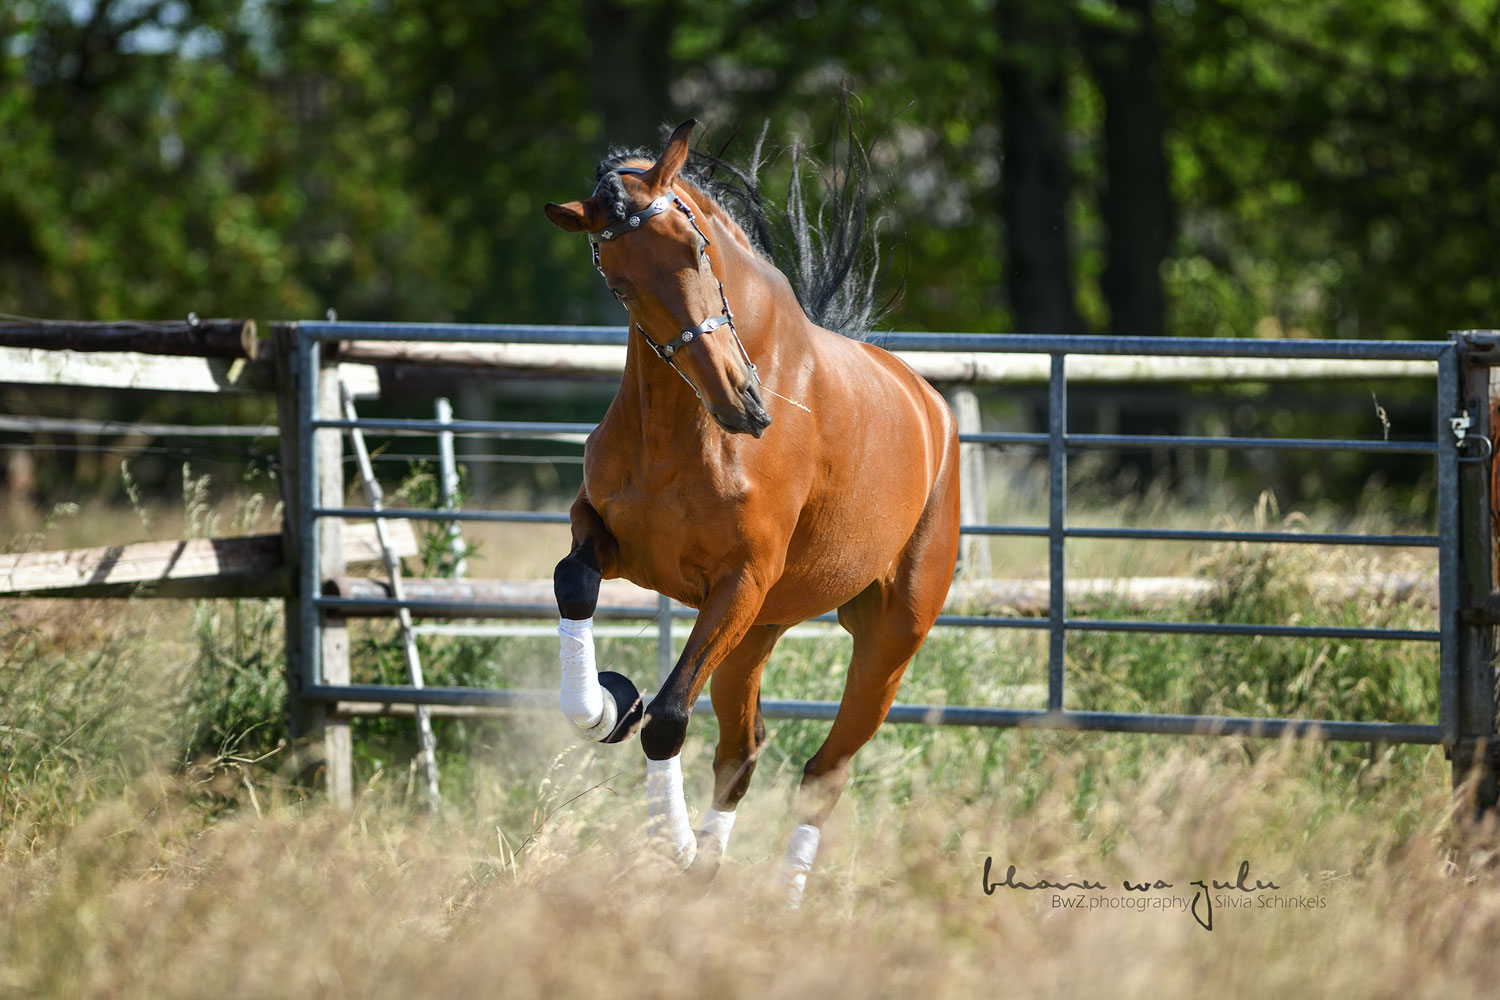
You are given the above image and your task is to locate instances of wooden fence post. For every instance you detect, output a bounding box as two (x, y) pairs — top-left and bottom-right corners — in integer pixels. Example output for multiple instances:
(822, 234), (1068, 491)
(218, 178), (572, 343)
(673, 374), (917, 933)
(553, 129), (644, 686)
(272, 324), (352, 808)
(948, 386), (991, 579)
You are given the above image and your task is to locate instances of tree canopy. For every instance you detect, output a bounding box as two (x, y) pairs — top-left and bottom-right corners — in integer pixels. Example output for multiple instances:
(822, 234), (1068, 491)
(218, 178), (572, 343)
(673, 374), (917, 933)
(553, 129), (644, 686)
(2, 0), (1497, 341)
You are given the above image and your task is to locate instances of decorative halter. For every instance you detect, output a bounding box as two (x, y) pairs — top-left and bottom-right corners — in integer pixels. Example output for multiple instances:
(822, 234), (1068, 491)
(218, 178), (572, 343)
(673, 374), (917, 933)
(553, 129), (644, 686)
(589, 167), (759, 393)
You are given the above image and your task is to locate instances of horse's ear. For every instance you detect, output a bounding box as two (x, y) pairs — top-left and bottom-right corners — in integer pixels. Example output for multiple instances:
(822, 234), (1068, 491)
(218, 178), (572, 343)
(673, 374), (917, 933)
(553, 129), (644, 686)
(545, 200), (595, 233)
(641, 119), (697, 189)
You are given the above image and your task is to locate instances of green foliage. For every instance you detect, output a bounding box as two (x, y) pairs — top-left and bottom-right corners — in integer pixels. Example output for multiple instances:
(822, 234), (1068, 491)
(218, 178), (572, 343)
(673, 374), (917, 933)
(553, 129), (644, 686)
(5, 0), (1493, 339)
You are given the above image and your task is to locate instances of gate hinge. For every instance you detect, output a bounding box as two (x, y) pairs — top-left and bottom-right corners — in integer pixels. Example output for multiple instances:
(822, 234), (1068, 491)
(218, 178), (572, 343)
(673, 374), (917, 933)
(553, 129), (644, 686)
(1453, 736), (1500, 768)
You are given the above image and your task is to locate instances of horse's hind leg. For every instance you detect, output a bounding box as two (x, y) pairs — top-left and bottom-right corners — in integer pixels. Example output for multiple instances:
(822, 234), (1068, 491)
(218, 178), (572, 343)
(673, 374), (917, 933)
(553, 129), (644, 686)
(775, 584), (927, 901)
(781, 484), (959, 903)
(687, 623), (787, 878)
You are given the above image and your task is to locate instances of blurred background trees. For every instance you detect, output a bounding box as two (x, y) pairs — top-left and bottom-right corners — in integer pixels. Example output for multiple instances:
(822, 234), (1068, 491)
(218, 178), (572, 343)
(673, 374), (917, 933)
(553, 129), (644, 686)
(4, 0), (1496, 340)
(1, 0), (1496, 504)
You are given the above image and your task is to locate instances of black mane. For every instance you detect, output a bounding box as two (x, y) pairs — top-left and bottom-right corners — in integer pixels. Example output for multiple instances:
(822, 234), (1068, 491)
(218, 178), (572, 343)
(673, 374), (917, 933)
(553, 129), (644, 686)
(592, 112), (893, 340)
(592, 168), (634, 226)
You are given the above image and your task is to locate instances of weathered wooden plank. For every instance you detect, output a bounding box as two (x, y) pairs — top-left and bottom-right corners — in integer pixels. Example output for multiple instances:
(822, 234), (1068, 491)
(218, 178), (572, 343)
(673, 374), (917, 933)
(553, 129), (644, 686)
(0, 534), (283, 593)
(949, 387), (991, 578)
(0, 522), (416, 597)
(0, 347), (380, 397)
(0, 414), (277, 438)
(0, 319), (258, 358)
(317, 361), (353, 810)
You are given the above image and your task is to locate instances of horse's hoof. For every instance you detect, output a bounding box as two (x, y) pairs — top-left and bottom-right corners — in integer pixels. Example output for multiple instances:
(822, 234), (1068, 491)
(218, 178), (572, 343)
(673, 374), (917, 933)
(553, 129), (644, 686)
(596, 671), (644, 744)
(685, 833), (724, 884)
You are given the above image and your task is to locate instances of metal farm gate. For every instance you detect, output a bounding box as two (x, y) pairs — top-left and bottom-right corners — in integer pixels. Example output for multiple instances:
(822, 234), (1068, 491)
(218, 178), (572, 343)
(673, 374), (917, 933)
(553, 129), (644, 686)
(279, 324), (1500, 803)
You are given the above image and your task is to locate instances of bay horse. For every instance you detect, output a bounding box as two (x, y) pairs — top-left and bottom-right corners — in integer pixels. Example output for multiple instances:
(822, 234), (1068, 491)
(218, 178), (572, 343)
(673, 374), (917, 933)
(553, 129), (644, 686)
(544, 120), (959, 903)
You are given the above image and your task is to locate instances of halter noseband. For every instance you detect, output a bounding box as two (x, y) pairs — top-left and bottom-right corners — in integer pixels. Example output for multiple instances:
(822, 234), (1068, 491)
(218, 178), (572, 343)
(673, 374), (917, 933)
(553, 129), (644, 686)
(588, 167), (757, 389)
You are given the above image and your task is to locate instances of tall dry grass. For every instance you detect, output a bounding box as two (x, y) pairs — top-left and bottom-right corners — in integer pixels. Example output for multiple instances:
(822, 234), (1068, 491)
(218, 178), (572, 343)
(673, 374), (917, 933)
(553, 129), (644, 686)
(1, 471), (1490, 999)
(3, 727), (1499, 999)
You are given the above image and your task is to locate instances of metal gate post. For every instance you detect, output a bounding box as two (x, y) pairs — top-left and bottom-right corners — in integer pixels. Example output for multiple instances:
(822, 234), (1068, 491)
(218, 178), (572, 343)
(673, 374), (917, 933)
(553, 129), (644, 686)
(1451, 332), (1499, 813)
(1047, 353), (1067, 713)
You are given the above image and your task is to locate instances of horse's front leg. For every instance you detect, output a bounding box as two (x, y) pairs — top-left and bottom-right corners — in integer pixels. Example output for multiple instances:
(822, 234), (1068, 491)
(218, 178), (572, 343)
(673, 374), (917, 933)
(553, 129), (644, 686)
(642, 571), (771, 867)
(554, 495), (640, 743)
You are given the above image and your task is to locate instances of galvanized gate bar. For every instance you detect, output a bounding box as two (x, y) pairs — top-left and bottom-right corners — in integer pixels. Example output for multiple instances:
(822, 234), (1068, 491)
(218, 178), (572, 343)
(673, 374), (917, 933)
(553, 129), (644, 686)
(873, 333), (1454, 360)
(1065, 619), (1438, 641)
(309, 594), (1433, 642)
(294, 322), (1452, 361)
(315, 506), (571, 524)
(291, 323), (1462, 761)
(1048, 353), (1067, 712)
(957, 525), (1050, 537)
(1065, 526), (1437, 546)
(296, 334), (321, 704)
(300, 322), (630, 345)
(312, 417), (596, 437)
(307, 417), (1438, 457)
(1436, 344), (1461, 744)
(1067, 433), (1438, 454)
(312, 504), (1439, 546)
(299, 683), (1445, 746)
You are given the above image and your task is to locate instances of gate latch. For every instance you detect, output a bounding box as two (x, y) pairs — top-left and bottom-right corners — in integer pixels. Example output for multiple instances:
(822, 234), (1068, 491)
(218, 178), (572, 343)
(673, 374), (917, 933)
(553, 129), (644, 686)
(1451, 411), (1472, 445)
(1450, 410), (1494, 462)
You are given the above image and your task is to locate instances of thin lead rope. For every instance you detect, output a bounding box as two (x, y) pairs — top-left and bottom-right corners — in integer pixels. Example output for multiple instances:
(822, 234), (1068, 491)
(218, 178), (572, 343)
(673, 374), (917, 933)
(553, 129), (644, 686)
(758, 382), (812, 415)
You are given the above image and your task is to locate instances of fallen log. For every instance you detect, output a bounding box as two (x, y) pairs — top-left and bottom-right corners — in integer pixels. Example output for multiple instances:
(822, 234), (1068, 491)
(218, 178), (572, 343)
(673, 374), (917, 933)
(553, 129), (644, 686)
(0, 319), (258, 359)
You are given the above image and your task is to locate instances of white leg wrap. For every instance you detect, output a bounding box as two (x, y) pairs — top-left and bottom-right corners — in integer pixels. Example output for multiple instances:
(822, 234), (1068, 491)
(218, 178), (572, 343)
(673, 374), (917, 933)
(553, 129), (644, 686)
(696, 808), (737, 858)
(558, 617), (606, 733)
(780, 824), (821, 909)
(646, 755), (696, 868)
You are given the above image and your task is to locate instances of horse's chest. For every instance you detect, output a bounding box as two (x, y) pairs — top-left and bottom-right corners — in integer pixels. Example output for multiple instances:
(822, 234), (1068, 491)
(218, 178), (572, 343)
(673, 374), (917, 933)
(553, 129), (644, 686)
(587, 463), (750, 589)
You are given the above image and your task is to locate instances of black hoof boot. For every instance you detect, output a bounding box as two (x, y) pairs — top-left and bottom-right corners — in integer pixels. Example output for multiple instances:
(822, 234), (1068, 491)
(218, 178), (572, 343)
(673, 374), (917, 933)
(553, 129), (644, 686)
(596, 671), (644, 744)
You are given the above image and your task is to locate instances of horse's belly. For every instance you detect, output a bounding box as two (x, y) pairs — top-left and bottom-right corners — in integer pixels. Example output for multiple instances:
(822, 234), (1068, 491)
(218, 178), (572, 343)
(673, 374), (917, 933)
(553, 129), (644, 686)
(754, 496), (932, 623)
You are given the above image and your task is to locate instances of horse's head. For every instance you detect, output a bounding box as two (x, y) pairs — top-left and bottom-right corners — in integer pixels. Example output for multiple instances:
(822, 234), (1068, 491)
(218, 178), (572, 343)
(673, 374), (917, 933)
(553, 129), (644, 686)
(546, 120), (772, 438)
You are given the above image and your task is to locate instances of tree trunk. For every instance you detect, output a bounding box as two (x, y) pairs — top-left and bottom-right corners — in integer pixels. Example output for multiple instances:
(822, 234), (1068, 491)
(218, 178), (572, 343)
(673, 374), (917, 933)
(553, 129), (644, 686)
(584, 0), (680, 149)
(997, 0), (1084, 336)
(1083, 0), (1173, 338)
(582, 0), (680, 321)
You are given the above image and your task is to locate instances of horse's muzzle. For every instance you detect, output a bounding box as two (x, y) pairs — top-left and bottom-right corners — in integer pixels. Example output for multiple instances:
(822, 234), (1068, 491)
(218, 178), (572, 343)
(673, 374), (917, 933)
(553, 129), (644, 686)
(713, 383), (772, 438)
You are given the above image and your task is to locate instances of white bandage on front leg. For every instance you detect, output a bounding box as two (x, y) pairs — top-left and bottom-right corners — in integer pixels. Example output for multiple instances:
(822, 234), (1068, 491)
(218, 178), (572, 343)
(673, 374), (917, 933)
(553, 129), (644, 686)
(646, 755), (697, 868)
(558, 617), (614, 739)
(696, 807), (737, 858)
(780, 824), (821, 909)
